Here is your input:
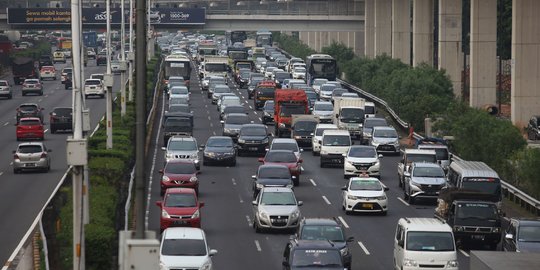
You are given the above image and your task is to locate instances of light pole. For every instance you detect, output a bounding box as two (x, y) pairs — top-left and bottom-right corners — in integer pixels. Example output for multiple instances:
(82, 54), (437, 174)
(105, 0), (114, 149)
(128, 0), (134, 102)
(120, 0), (126, 116)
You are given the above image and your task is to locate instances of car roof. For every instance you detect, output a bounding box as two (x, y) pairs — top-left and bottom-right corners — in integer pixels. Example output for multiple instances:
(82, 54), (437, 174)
(315, 124), (338, 129)
(18, 142), (45, 147)
(411, 162), (443, 169)
(398, 218), (452, 232)
(322, 129), (350, 136)
(267, 149), (296, 155)
(349, 145), (376, 150)
(372, 126), (396, 131)
(301, 218), (340, 226)
(165, 187), (196, 195)
(20, 117), (41, 121)
(207, 136), (233, 141)
(85, 78), (101, 82)
(260, 186), (294, 193)
(19, 103), (39, 107)
(404, 149), (436, 155)
(163, 227), (205, 240)
(365, 117), (386, 122)
(241, 123), (266, 129)
(512, 218), (540, 227)
(349, 176), (381, 182)
(314, 101), (332, 105)
(272, 138), (297, 144)
(169, 136), (196, 142)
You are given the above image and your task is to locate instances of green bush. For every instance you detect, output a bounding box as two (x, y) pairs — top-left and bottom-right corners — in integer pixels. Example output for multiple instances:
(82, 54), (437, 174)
(504, 148), (540, 198)
(273, 32), (316, 60)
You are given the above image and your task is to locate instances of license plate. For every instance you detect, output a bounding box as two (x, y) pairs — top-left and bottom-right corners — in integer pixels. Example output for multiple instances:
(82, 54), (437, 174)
(249, 147), (258, 151)
(472, 235), (485, 240)
(25, 163), (36, 167)
(362, 203), (373, 209)
(173, 220), (187, 225)
(272, 219), (286, 223)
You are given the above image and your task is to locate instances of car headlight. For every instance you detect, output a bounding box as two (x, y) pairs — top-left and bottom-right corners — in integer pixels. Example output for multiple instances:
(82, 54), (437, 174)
(454, 226), (464, 232)
(223, 128), (231, 134)
(201, 261), (212, 270)
(294, 135), (302, 139)
(189, 176), (198, 182)
(394, 140), (400, 146)
(259, 211), (269, 220)
(262, 137), (269, 144)
(291, 210), (300, 219)
(373, 161), (380, 167)
(238, 138), (246, 143)
(161, 209), (170, 218)
(347, 195), (357, 200)
(375, 195), (387, 200)
(493, 227), (501, 233)
(286, 183), (294, 189)
(205, 151), (216, 158)
(162, 175), (170, 182)
(191, 209), (200, 219)
(403, 259), (418, 267)
(320, 150), (327, 155)
(279, 123), (286, 129)
(410, 181), (422, 188)
(256, 183), (264, 189)
(340, 246), (349, 256)
(165, 153), (173, 159)
(447, 260), (459, 268)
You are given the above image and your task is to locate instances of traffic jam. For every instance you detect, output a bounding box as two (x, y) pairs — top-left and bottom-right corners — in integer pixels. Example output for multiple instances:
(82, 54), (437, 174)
(153, 31), (536, 270)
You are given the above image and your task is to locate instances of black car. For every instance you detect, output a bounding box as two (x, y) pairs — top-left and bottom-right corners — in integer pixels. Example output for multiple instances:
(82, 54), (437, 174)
(162, 116), (193, 146)
(64, 72), (73, 90)
(247, 75), (264, 99)
(292, 119), (318, 148)
(252, 164), (293, 198)
(96, 53), (107, 66)
(526, 115), (540, 140)
(164, 104), (194, 127)
(262, 100), (274, 125)
(16, 103), (43, 123)
(503, 218), (540, 252)
(236, 70), (251, 88)
(222, 113), (250, 140)
(38, 55), (53, 68)
(237, 124), (271, 156)
(50, 107), (73, 133)
(282, 240), (346, 270)
(202, 136), (236, 166)
(292, 218), (354, 269)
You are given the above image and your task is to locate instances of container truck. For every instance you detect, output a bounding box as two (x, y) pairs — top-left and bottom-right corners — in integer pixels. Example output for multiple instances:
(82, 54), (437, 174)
(333, 97), (366, 139)
(12, 57), (38, 84)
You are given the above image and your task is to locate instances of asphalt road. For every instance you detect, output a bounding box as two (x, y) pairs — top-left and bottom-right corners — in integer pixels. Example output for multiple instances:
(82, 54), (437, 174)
(0, 58), (121, 266)
(145, 66), (485, 269)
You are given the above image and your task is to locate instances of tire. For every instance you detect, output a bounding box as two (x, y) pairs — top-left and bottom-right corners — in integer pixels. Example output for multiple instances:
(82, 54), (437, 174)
(22, 92), (26, 96)
(237, 150), (243, 157)
(40, 91), (43, 96)
(8, 94), (12, 99)
(406, 187), (415, 204)
(51, 128), (56, 134)
(100, 94), (105, 98)
(13, 168), (19, 174)
(293, 176), (299, 186)
(381, 211), (388, 216)
(254, 219), (262, 233)
(230, 159), (236, 167)
(320, 158), (325, 168)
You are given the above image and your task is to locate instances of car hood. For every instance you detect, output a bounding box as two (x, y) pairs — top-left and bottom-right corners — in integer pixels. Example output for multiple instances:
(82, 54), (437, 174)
(257, 178), (292, 186)
(372, 137), (398, 144)
(313, 110), (333, 116)
(166, 150), (198, 156)
(263, 162), (298, 168)
(517, 242), (540, 253)
(291, 266), (343, 270)
(205, 146), (235, 153)
(160, 254), (209, 269)
(163, 173), (195, 181)
(259, 205), (297, 215)
(162, 205), (198, 216)
(346, 157), (378, 164)
(348, 189), (385, 198)
(239, 135), (267, 141)
(410, 176), (446, 185)
(224, 124), (243, 130)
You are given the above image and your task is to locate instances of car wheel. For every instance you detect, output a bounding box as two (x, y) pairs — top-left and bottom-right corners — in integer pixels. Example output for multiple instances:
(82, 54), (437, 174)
(230, 159), (236, 167)
(51, 128), (56, 134)
(13, 168), (19, 174)
(381, 210), (388, 216)
(22, 92), (26, 96)
(398, 175), (403, 188)
(8, 94), (12, 99)
(40, 91), (43, 96)
(406, 188), (415, 204)
(253, 219), (262, 233)
(403, 189), (409, 200)
(100, 94), (105, 98)
(293, 177), (299, 186)
(45, 165), (50, 172)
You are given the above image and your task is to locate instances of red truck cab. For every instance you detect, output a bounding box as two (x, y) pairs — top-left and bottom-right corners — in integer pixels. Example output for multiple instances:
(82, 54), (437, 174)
(274, 89), (309, 137)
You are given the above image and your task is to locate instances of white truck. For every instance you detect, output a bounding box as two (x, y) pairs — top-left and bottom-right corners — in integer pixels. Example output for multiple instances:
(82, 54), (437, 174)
(333, 97), (366, 139)
(202, 56), (229, 79)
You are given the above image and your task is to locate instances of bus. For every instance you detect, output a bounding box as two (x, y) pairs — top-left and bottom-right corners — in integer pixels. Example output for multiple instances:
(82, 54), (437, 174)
(256, 30), (272, 47)
(305, 54), (338, 84)
(225, 31), (247, 46)
(164, 54), (192, 82)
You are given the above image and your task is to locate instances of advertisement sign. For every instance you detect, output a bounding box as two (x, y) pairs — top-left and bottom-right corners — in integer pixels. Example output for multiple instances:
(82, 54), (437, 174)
(6, 8), (205, 26)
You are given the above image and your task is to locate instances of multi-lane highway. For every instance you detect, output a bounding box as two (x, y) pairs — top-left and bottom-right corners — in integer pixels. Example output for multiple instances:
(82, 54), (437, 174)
(145, 66), (478, 269)
(0, 57), (119, 265)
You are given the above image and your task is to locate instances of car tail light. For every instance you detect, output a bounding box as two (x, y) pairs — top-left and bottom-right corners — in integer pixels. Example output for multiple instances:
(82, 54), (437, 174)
(41, 152), (47, 158)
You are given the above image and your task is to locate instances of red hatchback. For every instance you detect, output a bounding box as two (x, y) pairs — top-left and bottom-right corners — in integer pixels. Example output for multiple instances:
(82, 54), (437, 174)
(259, 149), (303, 186)
(156, 188), (204, 231)
(159, 160), (199, 195)
(16, 117), (44, 141)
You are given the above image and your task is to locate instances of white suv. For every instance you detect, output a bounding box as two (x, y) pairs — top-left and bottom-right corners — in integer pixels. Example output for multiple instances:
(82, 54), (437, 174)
(160, 227), (217, 270)
(343, 145), (382, 178)
(311, 124), (338, 156)
(393, 218), (458, 270)
(319, 129), (351, 167)
(84, 78), (105, 98)
(162, 136), (201, 170)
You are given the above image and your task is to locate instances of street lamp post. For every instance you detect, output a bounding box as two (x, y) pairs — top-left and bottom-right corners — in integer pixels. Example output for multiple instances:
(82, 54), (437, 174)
(128, 0), (134, 102)
(120, 0), (126, 116)
(105, 0), (114, 149)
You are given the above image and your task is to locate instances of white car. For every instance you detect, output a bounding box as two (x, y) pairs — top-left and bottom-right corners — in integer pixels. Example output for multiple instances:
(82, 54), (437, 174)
(264, 67), (277, 79)
(0, 80), (12, 99)
(311, 78), (328, 94)
(370, 126), (400, 154)
(344, 145), (382, 179)
(341, 176), (388, 215)
(40, 66), (57, 80)
(311, 124), (338, 156)
(292, 67), (306, 80)
(169, 86), (190, 102)
(83, 79), (105, 98)
(312, 101), (334, 123)
(159, 227), (217, 270)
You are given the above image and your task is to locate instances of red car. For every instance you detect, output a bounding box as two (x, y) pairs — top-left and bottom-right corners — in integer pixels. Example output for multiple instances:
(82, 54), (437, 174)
(16, 117), (44, 141)
(155, 188), (204, 231)
(258, 149), (302, 186)
(159, 160), (199, 195)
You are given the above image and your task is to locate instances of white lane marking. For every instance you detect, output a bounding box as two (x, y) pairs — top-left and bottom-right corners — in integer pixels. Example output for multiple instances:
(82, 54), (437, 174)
(244, 101), (249, 104)
(310, 179), (317, 186)
(38, 99), (43, 102)
(207, 116), (211, 120)
(249, 105), (253, 109)
(44, 129), (49, 133)
(258, 117), (262, 121)
(253, 112), (258, 115)
(231, 178), (237, 185)
(254, 240), (262, 252)
(459, 249), (469, 257)
(212, 131), (216, 135)
(246, 215), (252, 227)
(0, 172), (3, 176)
(358, 241), (371, 255)
(338, 216), (350, 229)
(239, 194), (244, 203)
(10, 162), (13, 165)
(3, 122), (8, 126)
(322, 196), (331, 205)
(397, 197), (410, 206)
(210, 123), (213, 127)
(45, 95), (49, 97)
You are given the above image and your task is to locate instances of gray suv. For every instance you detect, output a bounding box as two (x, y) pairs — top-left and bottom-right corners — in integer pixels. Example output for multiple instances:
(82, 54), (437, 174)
(221, 113), (250, 140)
(403, 162), (447, 204)
(162, 136), (201, 170)
(13, 142), (51, 173)
(252, 187), (302, 233)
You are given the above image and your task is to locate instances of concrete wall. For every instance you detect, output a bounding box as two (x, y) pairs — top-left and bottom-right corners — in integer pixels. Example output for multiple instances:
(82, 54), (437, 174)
(413, 0), (434, 66)
(438, 0), (463, 97)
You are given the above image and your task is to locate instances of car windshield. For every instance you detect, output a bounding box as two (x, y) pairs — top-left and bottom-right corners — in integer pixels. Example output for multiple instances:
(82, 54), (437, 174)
(168, 105), (189, 113)
(165, 162), (195, 174)
(265, 151), (297, 162)
(241, 126), (266, 136)
(19, 105), (38, 111)
(407, 154), (437, 163)
(406, 232), (455, 252)
(258, 167), (290, 179)
(264, 101), (274, 110)
(20, 119), (41, 126)
(271, 142), (298, 152)
(18, 145), (43, 153)
(275, 72), (290, 80)
(456, 202), (499, 220)
(168, 140), (197, 151)
(0, 81), (8, 86)
(340, 108), (364, 123)
(209, 78), (226, 84)
(260, 191), (296, 205)
(373, 129), (398, 138)
(206, 138), (233, 147)
(321, 84), (337, 92)
(224, 107), (244, 114)
(256, 87), (275, 97)
(350, 179), (382, 191)
(461, 178), (501, 196)
(52, 108), (72, 116)
(169, 98), (188, 105)
(364, 119), (388, 128)
(226, 115), (249, 125)
(292, 249), (342, 267)
(161, 239), (206, 256)
(518, 226), (540, 242)
(313, 79), (328, 86)
(280, 105), (305, 117)
(85, 80), (101, 86)
(365, 105), (375, 115)
(170, 88), (188, 95)
(421, 147), (450, 160)
(413, 167), (445, 177)
(332, 89), (347, 96)
(26, 80), (39, 84)
(169, 78), (184, 84)
(250, 78), (264, 86)
(214, 86), (230, 93)
(165, 193), (196, 207)
(164, 118), (190, 127)
(322, 135), (350, 146)
(349, 147), (377, 158)
(315, 128), (336, 136)
(301, 225), (345, 242)
(294, 121), (317, 132)
(314, 103), (333, 111)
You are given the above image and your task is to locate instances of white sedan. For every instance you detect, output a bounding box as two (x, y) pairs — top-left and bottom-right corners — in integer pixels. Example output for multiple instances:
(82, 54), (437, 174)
(341, 176), (388, 215)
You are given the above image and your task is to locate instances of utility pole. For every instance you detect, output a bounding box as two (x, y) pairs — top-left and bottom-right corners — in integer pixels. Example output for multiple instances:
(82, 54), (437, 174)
(105, 0), (114, 149)
(120, 0), (126, 116)
(68, 0), (87, 269)
(128, 0), (134, 102)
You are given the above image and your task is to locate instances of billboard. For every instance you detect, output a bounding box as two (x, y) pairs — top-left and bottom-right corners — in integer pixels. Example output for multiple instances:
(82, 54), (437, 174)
(6, 8), (206, 26)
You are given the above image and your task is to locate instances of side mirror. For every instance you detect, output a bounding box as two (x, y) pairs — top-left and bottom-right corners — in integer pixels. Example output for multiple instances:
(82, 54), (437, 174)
(209, 249), (218, 256)
(252, 175), (257, 180)
(258, 157), (264, 162)
(252, 200), (258, 206)
(298, 159), (303, 163)
(158, 169), (163, 174)
(310, 133), (314, 136)
(505, 233), (514, 240)
(297, 201), (303, 206)
(341, 186), (347, 191)
(220, 120), (224, 125)
(398, 239), (404, 247)
(155, 201), (162, 207)
(335, 114), (339, 118)
(282, 261), (289, 267)
(199, 201), (205, 207)
(384, 186), (390, 191)
(318, 140), (322, 144)
(378, 154), (383, 158)
(264, 148), (269, 152)
(404, 172), (411, 178)
(342, 153), (347, 157)
(161, 147), (166, 151)
(346, 236), (355, 242)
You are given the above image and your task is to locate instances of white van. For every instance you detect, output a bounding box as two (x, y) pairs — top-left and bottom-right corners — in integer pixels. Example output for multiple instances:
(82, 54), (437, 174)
(319, 129), (351, 167)
(312, 123), (338, 156)
(393, 218), (458, 270)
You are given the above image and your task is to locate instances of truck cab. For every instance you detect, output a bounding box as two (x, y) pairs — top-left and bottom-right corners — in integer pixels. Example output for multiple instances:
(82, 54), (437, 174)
(333, 97), (366, 139)
(397, 149), (438, 188)
(274, 89), (309, 138)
